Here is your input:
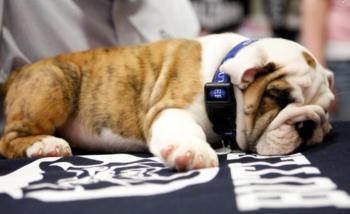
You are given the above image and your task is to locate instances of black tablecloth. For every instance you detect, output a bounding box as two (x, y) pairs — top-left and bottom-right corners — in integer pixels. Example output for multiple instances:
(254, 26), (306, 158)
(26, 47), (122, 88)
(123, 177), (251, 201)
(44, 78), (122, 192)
(0, 122), (349, 214)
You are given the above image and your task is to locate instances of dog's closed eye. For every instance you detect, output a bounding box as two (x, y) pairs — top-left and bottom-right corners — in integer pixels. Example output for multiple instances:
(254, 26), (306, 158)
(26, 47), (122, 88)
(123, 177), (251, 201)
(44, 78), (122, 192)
(265, 79), (294, 108)
(265, 88), (293, 107)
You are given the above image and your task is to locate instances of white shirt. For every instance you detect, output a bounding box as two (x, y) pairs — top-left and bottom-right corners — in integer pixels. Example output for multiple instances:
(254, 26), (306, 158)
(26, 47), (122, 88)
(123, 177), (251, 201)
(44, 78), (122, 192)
(0, 0), (200, 82)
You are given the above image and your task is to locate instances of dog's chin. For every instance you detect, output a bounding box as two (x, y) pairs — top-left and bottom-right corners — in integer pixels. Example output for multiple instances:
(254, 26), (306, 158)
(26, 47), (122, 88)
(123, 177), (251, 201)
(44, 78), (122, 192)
(254, 124), (302, 155)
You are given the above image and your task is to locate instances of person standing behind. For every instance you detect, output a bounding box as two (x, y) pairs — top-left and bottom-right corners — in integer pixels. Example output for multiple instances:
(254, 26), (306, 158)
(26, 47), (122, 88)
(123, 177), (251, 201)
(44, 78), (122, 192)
(301, 0), (350, 121)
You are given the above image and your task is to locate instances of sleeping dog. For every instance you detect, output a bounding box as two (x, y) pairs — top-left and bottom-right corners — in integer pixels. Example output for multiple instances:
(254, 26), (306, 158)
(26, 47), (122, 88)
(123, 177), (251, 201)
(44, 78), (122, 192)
(0, 33), (334, 171)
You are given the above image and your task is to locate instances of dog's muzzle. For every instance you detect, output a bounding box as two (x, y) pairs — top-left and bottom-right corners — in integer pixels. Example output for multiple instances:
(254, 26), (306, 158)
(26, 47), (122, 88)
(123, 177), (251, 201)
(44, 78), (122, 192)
(251, 104), (330, 155)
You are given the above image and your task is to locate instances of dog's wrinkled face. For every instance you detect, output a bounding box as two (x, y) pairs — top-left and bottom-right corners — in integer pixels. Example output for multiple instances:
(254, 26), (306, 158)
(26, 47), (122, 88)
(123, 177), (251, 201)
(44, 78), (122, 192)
(221, 38), (335, 155)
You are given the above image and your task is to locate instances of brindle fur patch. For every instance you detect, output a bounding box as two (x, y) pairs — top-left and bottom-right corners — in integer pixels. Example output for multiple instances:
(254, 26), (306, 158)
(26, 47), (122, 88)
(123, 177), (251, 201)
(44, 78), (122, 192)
(0, 39), (203, 158)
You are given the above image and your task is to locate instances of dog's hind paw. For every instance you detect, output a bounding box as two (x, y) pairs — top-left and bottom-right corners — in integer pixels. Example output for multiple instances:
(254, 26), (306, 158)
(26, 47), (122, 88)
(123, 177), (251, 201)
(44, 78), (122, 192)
(26, 136), (72, 158)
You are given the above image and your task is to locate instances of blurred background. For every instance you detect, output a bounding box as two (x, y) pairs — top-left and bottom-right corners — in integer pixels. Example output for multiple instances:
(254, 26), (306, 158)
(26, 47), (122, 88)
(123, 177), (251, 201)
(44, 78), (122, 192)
(191, 0), (299, 39)
(190, 0), (350, 122)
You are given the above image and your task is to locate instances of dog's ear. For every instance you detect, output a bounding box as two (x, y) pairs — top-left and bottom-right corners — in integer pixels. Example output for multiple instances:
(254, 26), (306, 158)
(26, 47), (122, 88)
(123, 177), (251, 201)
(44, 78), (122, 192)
(219, 45), (271, 87)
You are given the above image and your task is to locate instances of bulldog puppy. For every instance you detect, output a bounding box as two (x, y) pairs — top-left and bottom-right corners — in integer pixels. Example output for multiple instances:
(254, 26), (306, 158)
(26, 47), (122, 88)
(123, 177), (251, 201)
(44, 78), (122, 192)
(0, 33), (334, 171)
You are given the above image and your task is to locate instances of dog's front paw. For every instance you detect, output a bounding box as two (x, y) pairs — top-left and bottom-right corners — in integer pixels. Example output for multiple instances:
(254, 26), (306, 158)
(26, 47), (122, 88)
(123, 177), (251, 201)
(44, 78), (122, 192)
(26, 136), (72, 158)
(159, 140), (219, 171)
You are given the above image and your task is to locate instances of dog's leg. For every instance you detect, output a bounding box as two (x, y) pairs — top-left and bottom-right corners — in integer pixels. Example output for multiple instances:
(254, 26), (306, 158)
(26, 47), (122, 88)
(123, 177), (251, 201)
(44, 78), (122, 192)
(0, 62), (80, 158)
(148, 108), (218, 171)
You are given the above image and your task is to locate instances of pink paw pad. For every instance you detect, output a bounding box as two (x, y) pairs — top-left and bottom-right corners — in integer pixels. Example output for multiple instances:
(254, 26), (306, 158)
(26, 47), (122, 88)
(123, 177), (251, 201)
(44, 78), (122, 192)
(160, 144), (219, 171)
(174, 151), (193, 171)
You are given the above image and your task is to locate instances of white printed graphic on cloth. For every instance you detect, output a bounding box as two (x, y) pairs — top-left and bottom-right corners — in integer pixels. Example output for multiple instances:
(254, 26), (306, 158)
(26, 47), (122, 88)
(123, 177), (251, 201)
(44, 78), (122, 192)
(0, 154), (218, 201)
(228, 153), (350, 211)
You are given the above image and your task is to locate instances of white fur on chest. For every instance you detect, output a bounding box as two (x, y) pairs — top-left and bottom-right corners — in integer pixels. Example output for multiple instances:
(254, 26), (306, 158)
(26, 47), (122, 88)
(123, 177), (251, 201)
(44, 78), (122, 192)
(58, 120), (148, 153)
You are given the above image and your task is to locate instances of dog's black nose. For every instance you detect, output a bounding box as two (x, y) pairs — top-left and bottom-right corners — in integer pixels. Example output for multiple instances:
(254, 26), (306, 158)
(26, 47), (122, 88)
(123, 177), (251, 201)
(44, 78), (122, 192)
(295, 120), (316, 141)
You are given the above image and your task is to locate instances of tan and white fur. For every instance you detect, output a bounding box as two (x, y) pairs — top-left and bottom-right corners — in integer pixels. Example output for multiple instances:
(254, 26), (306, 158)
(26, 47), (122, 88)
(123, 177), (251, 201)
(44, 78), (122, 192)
(0, 33), (334, 171)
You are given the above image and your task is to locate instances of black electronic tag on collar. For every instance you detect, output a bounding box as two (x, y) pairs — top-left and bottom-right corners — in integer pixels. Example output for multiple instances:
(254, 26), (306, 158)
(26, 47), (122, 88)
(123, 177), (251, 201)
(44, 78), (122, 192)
(204, 80), (237, 150)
